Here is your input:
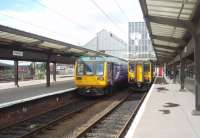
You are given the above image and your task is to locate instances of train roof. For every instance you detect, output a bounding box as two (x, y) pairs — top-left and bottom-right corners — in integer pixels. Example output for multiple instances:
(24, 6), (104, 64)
(128, 58), (154, 63)
(77, 56), (127, 64)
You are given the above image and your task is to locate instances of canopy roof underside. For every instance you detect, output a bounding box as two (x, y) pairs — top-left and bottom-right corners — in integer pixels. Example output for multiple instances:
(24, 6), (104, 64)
(139, 0), (200, 63)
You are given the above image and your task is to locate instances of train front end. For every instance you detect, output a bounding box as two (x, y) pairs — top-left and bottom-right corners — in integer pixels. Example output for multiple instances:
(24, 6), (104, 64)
(128, 61), (153, 88)
(74, 57), (108, 96)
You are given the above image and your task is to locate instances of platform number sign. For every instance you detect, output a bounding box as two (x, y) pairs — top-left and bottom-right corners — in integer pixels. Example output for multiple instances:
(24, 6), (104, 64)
(13, 50), (23, 57)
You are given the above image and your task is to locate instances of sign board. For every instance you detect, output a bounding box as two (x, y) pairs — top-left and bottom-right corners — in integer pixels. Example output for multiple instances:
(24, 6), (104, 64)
(13, 51), (23, 57)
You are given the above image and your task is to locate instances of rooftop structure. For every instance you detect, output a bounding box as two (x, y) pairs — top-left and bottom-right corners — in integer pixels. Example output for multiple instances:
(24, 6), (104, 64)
(83, 29), (128, 59)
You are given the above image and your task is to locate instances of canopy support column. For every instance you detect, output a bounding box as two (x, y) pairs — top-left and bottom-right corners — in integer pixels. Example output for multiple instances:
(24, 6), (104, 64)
(173, 64), (176, 83)
(14, 60), (19, 87)
(180, 54), (185, 91)
(193, 34), (200, 114)
(46, 59), (50, 87)
(53, 62), (56, 82)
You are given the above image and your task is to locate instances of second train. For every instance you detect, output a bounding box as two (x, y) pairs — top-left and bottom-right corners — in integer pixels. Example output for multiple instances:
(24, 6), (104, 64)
(128, 60), (154, 88)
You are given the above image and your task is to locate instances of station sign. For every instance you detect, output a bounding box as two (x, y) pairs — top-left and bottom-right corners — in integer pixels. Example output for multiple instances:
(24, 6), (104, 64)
(13, 50), (23, 57)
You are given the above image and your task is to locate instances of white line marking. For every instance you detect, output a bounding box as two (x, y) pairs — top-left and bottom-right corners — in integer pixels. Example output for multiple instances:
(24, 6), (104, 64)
(0, 87), (77, 109)
(125, 78), (156, 138)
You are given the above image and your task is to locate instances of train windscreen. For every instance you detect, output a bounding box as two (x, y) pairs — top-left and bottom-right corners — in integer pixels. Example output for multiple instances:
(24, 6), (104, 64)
(144, 63), (150, 72)
(85, 63), (94, 75)
(96, 63), (104, 76)
(77, 62), (104, 75)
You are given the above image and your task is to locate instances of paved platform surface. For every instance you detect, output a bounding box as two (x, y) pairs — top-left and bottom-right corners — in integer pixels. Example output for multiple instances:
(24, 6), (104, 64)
(0, 77), (75, 107)
(126, 77), (200, 138)
(0, 75), (73, 90)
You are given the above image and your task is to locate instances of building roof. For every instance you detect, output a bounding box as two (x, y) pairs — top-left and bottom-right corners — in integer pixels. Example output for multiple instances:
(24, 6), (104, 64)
(139, 0), (200, 63)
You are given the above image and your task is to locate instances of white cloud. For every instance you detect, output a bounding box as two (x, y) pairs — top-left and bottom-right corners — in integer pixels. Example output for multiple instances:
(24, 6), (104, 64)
(0, 0), (144, 45)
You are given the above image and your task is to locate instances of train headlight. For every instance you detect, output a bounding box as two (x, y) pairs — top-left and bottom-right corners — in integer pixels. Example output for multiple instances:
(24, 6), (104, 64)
(97, 76), (104, 80)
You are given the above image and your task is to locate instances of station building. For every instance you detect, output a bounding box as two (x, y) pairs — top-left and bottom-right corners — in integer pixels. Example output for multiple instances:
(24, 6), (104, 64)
(83, 29), (128, 59)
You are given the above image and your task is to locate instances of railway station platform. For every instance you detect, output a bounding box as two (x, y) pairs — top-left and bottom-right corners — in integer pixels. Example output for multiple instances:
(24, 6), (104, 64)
(126, 77), (200, 138)
(0, 77), (75, 108)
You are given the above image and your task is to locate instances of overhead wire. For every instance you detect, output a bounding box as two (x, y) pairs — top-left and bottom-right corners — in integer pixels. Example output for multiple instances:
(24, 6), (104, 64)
(89, 0), (127, 35)
(32, 0), (93, 34)
(0, 12), (81, 43)
(113, 0), (130, 22)
(0, 0), (129, 45)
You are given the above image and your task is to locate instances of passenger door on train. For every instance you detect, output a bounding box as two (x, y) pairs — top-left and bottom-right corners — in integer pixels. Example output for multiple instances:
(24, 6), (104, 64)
(136, 64), (143, 82)
(107, 63), (113, 86)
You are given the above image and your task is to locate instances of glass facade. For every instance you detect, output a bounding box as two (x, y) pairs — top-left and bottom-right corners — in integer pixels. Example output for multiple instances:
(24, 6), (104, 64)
(128, 22), (156, 60)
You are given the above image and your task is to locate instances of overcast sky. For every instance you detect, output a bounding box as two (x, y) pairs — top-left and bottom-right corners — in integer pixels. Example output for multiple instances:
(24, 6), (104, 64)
(0, 0), (144, 65)
(0, 0), (144, 45)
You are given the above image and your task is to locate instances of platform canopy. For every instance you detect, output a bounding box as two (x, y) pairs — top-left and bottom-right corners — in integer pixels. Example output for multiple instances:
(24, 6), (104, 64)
(139, 0), (200, 63)
(0, 24), (110, 63)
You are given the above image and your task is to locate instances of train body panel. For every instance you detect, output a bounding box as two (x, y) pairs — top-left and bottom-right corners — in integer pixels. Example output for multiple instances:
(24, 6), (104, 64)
(144, 63), (152, 82)
(74, 56), (127, 96)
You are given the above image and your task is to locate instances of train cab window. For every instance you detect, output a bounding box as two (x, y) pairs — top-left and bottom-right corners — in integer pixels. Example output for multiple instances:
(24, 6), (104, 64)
(129, 64), (135, 73)
(144, 64), (150, 72)
(85, 63), (94, 75)
(96, 63), (104, 76)
(77, 63), (84, 75)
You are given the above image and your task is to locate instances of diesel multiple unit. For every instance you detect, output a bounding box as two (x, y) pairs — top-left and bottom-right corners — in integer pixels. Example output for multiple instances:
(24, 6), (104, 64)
(74, 56), (128, 96)
(128, 60), (154, 88)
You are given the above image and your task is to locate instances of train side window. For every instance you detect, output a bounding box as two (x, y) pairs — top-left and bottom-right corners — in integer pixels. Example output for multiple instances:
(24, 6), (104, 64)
(107, 63), (113, 80)
(77, 63), (84, 75)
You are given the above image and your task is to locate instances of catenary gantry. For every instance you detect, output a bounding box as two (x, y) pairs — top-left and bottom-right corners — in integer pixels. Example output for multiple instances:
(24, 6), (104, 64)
(139, 0), (200, 113)
(0, 25), (109, 87)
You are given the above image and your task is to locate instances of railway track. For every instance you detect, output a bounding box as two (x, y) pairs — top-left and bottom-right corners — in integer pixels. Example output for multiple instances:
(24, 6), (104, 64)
(77, 92), (146, 138)
(0, 89), (147, 138)
(0, 97), (99, 138)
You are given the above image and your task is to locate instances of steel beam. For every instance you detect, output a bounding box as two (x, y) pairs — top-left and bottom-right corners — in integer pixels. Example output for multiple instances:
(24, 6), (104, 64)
(173, 64), (177, 83)
(157, 54), (173, 59)
(46, 56), (50, 87)
(53, 62), (56, 82)
(0, 46), (75, 64)
(155, 48), (175, 53)
(148, 15), (193, 30)
(156, 49), (175, 55)
(49, 54), (75, 64)
(156, 53), (174, 57)
(32, 62), (36, 80)
(154, 44), (178, 51)
(193, 32), (200, 112)
(192, 1), (200, 24)
(14, 60), (19, 87)
(22, 40), (44, 47)
(179, 54), (185, 91)
(152, 35), (187, 46)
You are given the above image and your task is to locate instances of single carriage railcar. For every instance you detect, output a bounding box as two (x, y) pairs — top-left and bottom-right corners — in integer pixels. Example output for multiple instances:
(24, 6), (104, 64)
(74, 56), (128, 96)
